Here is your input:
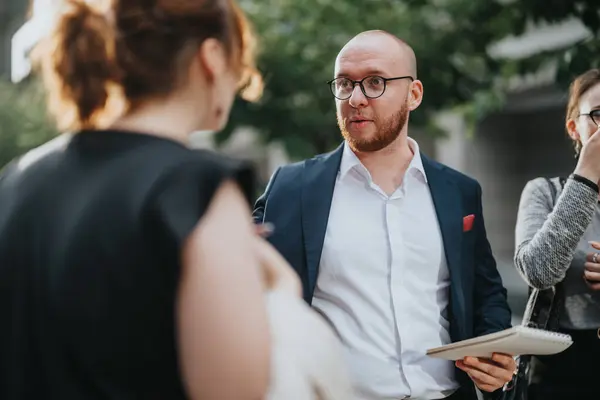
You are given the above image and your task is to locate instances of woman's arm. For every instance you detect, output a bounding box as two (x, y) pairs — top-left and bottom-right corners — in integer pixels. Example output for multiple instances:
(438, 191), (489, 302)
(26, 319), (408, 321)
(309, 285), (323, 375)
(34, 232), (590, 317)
(514, 177), (597, 289)
(177, 180), (270, 400)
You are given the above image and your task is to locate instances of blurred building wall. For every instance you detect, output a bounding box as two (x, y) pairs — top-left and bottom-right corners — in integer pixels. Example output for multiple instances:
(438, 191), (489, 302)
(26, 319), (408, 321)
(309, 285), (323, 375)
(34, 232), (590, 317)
(0, 0), (9, 75)
(435, 18), (589, 320)
(0, 0), (29, 77)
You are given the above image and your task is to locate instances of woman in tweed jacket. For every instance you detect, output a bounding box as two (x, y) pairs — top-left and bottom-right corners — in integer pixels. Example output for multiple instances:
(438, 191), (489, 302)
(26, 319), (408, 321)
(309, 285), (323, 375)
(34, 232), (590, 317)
(514, 69), (600, 399)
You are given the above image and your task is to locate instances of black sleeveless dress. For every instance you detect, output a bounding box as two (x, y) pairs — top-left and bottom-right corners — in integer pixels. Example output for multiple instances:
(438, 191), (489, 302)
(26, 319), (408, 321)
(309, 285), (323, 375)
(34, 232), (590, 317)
(0, 129), (255, 399)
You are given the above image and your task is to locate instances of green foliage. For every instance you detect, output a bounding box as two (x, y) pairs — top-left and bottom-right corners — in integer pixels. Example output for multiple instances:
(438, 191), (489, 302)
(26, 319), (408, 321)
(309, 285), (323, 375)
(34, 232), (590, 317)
(0, 0), (597, 164)
(0, 79), (57, 168)
(221, 0), (599, 159)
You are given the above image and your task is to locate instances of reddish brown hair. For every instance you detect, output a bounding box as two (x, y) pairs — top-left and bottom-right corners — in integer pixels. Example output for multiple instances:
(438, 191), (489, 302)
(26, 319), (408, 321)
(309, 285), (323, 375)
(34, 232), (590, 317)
(33, 0), (262, 131)
(566, 68), (600, 154)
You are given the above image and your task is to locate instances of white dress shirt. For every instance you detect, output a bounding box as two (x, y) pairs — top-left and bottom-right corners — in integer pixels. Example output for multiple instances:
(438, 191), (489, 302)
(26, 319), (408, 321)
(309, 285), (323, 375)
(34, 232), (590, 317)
(312, 139), (460, 400)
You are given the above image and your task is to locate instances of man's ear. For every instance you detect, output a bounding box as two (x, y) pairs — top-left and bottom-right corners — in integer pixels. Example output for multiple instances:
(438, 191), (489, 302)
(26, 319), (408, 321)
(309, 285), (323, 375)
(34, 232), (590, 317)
(408, 79), (423, 111)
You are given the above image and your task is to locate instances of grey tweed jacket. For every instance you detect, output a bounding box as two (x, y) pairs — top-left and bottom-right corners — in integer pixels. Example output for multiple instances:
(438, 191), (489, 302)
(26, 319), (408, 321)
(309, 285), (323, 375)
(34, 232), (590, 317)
(514, 176), (600, 328)
(515, 177), (598, 289)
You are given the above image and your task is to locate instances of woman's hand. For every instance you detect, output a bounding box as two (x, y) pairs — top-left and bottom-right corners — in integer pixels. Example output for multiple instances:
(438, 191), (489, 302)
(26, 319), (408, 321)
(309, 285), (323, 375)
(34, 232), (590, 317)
(575, 127), (600, 184)
(584, 241), (600, 290)
(254, 222), (274, 238)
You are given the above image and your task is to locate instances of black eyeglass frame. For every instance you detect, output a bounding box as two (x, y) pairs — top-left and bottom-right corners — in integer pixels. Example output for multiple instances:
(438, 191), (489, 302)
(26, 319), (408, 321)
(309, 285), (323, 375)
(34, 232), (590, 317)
(327, 75), (414, 100)
(579, 110), (600, 126)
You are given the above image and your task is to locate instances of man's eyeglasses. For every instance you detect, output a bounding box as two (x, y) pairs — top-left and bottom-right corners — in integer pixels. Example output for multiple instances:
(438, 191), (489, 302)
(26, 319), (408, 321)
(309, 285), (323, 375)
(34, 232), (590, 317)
(580, 110), (600, 126)
(327, 75), (414, 100)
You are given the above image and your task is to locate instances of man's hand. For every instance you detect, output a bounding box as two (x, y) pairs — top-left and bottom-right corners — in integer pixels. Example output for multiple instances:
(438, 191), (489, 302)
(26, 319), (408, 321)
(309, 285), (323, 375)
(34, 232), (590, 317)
(456, 353), (516, 393)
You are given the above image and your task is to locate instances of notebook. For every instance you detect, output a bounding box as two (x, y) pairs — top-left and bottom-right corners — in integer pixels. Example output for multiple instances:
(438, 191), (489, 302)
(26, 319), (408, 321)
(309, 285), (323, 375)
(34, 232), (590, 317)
(426, 326), (573, 361)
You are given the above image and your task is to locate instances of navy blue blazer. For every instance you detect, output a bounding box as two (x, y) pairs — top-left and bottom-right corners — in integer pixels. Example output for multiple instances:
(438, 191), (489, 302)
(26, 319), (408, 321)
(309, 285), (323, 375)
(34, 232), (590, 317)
(252, 143), (511, 395)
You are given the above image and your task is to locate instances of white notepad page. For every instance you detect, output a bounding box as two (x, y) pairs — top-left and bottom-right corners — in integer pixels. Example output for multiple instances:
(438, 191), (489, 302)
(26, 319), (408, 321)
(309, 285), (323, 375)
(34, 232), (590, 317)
(426, 326), (573, 361)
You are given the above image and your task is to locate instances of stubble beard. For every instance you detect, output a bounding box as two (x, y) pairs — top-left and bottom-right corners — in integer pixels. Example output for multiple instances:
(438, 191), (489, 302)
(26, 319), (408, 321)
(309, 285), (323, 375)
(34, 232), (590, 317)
(337, 101), (409, 153)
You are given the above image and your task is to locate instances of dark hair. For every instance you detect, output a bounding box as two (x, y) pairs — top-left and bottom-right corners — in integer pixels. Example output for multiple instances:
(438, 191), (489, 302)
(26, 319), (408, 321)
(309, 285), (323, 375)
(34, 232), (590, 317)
(33, 0), (262, 131)
(566, 68), (600, 155)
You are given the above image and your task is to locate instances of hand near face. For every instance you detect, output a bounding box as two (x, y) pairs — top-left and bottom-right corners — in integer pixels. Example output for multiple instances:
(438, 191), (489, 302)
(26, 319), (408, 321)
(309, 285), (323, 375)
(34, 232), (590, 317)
(574, 126), (600, 183)
(456, 353), (516, 393)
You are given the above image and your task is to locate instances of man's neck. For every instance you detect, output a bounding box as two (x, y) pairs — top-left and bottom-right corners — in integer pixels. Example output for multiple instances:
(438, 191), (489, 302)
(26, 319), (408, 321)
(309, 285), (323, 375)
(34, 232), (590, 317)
(353, 134), (414, 195)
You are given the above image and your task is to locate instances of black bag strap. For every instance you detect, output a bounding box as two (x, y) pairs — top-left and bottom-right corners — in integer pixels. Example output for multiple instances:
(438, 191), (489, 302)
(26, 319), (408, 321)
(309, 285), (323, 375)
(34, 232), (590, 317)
(545, 177), (567, 196)
(535, 177), (566, 332)
(506, 177), (568, 396)
(548, 177), (566, 331)
(559, 176), (567, 188)
(544, 177), (557, 200)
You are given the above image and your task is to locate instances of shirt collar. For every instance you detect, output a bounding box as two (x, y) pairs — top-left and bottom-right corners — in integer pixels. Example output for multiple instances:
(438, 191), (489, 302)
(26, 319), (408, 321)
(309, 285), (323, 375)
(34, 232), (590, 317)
(339, 137), (428, 183)
(406, 137), (428, 183)
(339, 141), (362, 178)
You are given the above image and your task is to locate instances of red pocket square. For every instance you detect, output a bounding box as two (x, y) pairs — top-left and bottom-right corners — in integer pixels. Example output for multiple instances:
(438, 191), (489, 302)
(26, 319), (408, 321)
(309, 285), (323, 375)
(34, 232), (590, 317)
(463, 214), (475, 232)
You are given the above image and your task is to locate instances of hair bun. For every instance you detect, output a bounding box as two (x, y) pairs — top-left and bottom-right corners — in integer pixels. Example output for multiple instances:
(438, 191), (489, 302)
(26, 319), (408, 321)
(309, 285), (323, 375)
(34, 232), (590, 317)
(35, 0), (262, 132)
(36, 0), (122, 131)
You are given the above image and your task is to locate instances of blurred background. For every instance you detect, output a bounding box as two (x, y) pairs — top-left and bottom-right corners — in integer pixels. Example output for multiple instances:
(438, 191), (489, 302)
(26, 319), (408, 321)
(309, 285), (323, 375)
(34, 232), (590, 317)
(1, 0), (599, 324)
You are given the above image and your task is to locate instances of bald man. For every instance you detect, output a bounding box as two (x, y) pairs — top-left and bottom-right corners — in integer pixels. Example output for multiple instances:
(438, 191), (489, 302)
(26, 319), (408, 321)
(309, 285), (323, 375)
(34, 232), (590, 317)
(253, 31), (513, 400)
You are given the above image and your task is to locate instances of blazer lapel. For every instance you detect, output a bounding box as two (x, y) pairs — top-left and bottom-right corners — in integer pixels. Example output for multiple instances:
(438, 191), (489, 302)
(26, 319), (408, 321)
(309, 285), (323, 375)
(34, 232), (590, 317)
(421, 154), (466, 339)
(301, 144), (344, 301)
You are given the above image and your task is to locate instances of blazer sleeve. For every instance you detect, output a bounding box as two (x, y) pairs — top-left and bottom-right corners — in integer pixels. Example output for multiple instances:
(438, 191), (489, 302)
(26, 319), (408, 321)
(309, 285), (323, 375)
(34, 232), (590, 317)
(253, 167), (281, 224)
(473, 182), (512, 336)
